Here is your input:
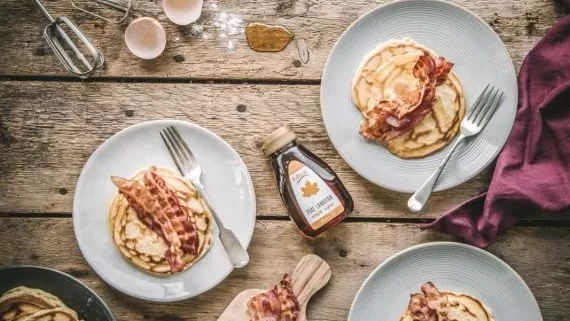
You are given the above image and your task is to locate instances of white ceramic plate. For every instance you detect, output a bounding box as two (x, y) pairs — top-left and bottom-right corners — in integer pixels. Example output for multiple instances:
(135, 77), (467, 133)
(349, 242), (542, 320)
(321, 0), (517, 192)
(73, 120), (256, 302)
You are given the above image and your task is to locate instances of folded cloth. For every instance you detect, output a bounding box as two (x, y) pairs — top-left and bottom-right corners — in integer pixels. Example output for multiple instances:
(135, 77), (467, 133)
(422, 6), (570, 248)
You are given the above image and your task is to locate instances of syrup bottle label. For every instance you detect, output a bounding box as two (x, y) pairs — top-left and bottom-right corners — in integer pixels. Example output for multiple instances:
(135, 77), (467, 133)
(288, 160), (345, 230)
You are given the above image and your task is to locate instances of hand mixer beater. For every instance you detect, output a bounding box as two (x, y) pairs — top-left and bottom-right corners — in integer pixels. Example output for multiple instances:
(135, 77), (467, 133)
(34, 0), (104, 78)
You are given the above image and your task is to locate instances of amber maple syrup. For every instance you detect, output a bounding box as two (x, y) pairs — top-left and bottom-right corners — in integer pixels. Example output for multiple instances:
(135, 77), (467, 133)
(245, 22), (294, 52)
(262, 125), (353, 237)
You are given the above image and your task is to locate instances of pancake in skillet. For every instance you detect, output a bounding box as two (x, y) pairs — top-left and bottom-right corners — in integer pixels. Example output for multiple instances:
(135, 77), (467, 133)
(0, 287), (81, 321)
(399, 282), (495, 321)
(352, 38), (465, 159)
(109, 166), (213, 275)
(17, 307), (81, 321)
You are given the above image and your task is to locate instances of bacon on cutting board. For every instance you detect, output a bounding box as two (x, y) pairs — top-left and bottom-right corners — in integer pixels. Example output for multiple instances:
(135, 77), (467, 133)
(247, 275), (300, 321)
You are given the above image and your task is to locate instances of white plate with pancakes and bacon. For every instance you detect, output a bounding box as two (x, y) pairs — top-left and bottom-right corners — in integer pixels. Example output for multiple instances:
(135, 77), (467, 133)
(348, 242), (542, 321)
(73, 120), (256, 302)
(321, 0), (518, 192)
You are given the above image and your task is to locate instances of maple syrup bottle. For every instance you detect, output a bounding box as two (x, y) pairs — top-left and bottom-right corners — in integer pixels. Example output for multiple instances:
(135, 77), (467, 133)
(262, 125), (353, 237)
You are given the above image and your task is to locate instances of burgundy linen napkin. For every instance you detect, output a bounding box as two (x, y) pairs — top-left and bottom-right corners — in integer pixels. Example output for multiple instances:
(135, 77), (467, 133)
(422, 6), (570, 248)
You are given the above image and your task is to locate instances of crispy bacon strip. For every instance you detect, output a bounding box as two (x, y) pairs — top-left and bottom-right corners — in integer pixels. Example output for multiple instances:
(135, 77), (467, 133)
(408, 293), (438, 321)
(405, 282), (449, 321)
(144, 169), (199, 255)
(247, 275), (300, 321)
(434, 57), (453, 85)
(360, 54), (453, 142)
(422, 282), (449, 321)
(111, 166), (199, 273)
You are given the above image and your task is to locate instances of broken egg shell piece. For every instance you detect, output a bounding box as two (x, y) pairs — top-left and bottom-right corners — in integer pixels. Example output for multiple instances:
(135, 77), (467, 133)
(125, 17), (167, 60)
(163, 0), (203, 26)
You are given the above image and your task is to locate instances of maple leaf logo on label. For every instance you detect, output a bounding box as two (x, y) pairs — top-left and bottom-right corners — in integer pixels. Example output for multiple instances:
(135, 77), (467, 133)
(301, 181), (319, 198)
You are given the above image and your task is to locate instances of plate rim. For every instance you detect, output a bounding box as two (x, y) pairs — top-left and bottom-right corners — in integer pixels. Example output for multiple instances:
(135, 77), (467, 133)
(72, 119), (257, 302)
(0, 265), (117, 321)
(347, 241), (542, 320)
(320, 0), (517, 193)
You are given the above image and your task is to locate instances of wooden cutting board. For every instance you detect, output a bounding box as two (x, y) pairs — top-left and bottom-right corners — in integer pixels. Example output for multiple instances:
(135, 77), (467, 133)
(217, 254), (331, 321)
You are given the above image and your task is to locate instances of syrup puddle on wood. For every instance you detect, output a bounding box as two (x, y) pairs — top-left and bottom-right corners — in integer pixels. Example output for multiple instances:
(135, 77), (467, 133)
(245, 22), (294, 52)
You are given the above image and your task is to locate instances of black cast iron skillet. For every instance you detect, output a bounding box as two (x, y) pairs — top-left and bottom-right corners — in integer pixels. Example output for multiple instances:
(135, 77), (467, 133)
(0, 266), (116, 321)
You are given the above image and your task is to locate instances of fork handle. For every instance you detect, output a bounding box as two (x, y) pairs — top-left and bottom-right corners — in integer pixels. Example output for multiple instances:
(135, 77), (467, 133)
(193, 182), (250, 268)
(407, 135), (465, 212)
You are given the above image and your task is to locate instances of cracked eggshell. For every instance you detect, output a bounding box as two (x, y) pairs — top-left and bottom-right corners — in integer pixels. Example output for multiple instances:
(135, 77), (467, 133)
(124, 17), (167, 59)
(163, 0), (203, 25)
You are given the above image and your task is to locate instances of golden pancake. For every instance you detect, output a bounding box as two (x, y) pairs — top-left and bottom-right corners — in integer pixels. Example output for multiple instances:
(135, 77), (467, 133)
(352, 38), (465, 158)
(445, 292), (495, 321)
(108, 166), (213, 275)
(2, 303), (44, 321)
(0, 287), (80, 321)
(18, 308), (81, 321)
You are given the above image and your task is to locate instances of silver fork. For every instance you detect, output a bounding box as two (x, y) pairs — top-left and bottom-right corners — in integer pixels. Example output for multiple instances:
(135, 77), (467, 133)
(407, 84), (504, 212)
(160, 126), (249, 268)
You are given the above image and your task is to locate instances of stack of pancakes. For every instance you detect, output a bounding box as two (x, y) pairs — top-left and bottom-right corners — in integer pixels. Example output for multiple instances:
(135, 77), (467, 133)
(109, 166), (213, 275)
(352, 38), (465, 158)
(0, 287), (82, 321)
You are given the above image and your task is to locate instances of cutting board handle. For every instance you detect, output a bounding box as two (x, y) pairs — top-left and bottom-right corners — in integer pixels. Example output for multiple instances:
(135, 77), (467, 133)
(217, 254), (331, 321)
(291, 254), (331, 308)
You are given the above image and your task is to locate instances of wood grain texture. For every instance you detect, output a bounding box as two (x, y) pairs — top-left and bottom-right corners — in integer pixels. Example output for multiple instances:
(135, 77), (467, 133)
(0, 218), (568, 321)
(290, 254), (331, 308)
(0, 80), (501, 218)
(0, 0), (557, 79)
(218, 289), (264, 321)
(1, 2), (567, 321)
(1, 81), (568, 220)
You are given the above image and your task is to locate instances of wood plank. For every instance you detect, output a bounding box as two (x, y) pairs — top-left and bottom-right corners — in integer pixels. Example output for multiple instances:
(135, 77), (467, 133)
(1, 81), (567, 220)
(0, 81), (489, 218)
(0, 218), (568, 320)
(0, 0), (557, 79)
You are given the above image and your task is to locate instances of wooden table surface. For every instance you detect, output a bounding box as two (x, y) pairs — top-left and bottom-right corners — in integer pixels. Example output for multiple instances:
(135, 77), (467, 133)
(1, 0), (568, 320)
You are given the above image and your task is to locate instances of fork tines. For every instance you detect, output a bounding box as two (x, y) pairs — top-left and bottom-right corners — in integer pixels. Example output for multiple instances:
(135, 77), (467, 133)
(466, 84), (504, 127)
(160, 126), (197, 174)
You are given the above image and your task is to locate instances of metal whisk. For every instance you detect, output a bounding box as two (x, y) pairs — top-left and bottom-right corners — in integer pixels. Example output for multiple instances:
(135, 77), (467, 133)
(35, 0), (104, 79)
(70, 0), (132, 24)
